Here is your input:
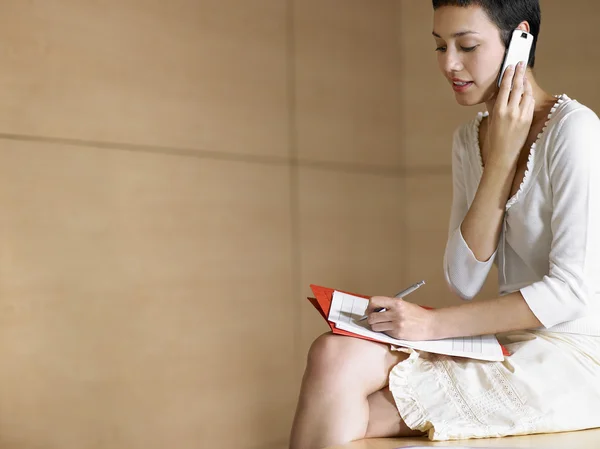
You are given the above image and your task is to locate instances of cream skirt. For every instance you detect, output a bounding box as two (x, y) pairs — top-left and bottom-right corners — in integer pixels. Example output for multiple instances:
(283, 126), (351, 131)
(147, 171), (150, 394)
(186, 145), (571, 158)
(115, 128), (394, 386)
(388, 331), (600, 441)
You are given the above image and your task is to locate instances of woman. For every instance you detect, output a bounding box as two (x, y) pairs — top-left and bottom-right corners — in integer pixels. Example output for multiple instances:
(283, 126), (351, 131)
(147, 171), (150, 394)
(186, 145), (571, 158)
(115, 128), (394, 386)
(289, 1), (600, 448)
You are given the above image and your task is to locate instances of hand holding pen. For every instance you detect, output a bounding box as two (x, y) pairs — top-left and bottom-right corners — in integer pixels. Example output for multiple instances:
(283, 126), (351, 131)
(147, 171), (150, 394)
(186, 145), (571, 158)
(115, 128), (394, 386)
(357, 280), (425, 321)
(357, 280), (435, 341)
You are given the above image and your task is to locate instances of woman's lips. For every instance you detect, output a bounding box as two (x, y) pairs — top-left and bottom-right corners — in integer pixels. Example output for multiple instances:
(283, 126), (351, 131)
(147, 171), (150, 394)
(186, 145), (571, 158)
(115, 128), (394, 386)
(452, 80), (474, 92)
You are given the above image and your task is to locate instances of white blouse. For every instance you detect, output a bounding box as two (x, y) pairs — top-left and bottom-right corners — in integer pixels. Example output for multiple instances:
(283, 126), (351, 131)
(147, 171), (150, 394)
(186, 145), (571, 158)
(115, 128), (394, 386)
(443, 94), (600, 335)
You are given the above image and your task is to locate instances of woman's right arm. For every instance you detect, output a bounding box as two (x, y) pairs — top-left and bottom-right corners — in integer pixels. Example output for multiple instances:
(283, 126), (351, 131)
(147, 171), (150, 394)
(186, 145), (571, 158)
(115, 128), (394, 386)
(442, 130), (509, 300)
(444, 62), (534, 300)
(459, 152), (517, 262)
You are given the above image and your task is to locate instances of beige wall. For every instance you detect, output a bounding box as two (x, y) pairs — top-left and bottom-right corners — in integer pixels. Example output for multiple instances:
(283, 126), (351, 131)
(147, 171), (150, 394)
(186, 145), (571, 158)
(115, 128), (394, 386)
(0, 1), (599, 448)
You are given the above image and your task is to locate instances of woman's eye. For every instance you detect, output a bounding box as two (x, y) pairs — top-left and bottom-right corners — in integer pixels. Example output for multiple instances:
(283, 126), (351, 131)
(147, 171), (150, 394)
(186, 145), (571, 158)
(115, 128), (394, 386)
(461, 45), (478, 52)
(435, 46), (447, 53)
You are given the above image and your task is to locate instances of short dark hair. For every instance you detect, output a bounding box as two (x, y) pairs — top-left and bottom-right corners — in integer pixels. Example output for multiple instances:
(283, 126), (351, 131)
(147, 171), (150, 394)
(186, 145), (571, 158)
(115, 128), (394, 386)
(432, 0), (541, 68)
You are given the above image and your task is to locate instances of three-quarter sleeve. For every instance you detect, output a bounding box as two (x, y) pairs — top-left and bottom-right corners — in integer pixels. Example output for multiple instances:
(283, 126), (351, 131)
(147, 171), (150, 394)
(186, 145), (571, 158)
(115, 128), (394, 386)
(520, 108), (600, 328)
(443, 128), (497, 301)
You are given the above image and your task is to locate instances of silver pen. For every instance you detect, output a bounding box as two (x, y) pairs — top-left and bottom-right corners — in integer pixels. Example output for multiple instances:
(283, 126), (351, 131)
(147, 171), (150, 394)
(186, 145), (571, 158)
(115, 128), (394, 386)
(357, 280), (425, 322)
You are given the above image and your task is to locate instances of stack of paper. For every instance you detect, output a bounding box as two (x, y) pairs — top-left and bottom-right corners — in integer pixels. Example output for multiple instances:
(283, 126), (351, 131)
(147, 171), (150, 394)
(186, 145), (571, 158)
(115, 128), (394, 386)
(307, 284), (505, 362)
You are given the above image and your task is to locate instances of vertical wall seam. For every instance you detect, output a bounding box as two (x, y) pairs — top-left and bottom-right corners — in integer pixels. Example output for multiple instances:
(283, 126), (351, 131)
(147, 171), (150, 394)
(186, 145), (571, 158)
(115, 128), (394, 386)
(285, 0), (303, 379)
(397, 1), (408, 288)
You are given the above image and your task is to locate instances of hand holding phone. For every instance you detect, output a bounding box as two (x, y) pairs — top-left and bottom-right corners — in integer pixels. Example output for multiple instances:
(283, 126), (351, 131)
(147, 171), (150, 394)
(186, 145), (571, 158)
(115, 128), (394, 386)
(486, 61), (535, 169)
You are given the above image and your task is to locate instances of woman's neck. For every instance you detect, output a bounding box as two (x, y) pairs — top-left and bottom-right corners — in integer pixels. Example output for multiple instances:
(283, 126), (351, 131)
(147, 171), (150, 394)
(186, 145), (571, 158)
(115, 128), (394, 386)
(484, 68), (557, 123)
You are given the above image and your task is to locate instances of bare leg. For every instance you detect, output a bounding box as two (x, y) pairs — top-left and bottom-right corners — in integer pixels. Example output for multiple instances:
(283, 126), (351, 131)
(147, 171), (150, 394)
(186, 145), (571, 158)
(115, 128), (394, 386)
(365, 387), (425, 439)
(289, 333), (413, 449)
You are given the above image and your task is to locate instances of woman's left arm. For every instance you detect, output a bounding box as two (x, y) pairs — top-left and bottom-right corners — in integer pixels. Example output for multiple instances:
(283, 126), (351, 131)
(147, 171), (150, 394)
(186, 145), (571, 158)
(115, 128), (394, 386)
(367, 292), (540, 340)
(430, 292), (541, 339)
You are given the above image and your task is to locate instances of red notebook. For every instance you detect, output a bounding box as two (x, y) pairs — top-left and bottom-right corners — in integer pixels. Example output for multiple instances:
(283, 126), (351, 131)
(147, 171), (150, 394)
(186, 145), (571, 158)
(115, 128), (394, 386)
(307, 284), (509, 357)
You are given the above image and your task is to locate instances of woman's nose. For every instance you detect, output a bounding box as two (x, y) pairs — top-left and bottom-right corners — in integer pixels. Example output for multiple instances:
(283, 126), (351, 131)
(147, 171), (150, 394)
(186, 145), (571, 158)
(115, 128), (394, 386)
(442, 51), (463, 73)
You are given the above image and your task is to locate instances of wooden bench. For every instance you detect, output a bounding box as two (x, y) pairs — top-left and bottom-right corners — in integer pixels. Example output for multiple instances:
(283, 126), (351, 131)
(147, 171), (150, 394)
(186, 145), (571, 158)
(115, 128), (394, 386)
(326, 428), (600, 448)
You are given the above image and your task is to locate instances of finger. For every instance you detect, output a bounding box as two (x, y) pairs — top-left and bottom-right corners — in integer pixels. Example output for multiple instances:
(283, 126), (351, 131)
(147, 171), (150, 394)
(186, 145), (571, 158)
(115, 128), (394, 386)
(520, 76), (534, 107)
(528, 95), (536, 117)
(497, 64), (515, 106)
(367, 310), (394, 325)
(518, 78), (534, 118)
(525, 94), (535, 120)
(366, 296), (396, 313)
(508, 61), (526, 108)
(370, 322), (395, 333)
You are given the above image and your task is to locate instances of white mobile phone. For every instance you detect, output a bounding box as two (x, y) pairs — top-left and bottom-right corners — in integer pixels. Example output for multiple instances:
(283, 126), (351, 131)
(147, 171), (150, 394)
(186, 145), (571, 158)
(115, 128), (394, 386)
(497, 29), (534, 88)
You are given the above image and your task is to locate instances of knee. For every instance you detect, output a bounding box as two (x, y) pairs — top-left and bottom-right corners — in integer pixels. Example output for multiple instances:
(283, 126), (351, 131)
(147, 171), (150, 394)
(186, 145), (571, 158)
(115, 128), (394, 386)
(305, 333), (352, 375)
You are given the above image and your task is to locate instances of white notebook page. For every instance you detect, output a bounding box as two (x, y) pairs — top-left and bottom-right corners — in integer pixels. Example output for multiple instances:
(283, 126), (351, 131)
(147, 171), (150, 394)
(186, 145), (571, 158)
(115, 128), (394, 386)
(328, 291), (504, 362)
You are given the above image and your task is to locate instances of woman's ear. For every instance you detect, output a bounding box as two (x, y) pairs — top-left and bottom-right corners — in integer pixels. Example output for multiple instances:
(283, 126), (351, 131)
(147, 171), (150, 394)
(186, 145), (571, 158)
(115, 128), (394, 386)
(516, 21), (531, 33)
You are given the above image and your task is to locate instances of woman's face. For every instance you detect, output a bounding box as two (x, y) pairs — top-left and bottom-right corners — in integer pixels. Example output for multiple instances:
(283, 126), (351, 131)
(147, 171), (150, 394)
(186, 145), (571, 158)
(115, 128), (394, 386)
(432, 5), (506, 106)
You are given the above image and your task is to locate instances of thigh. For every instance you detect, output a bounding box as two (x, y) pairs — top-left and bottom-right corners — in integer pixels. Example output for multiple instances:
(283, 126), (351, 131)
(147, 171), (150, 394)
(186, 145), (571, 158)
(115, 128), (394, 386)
(365, 387), (426, 439)
(499, 331), (600, 433)
(306, 333), (408, 395)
